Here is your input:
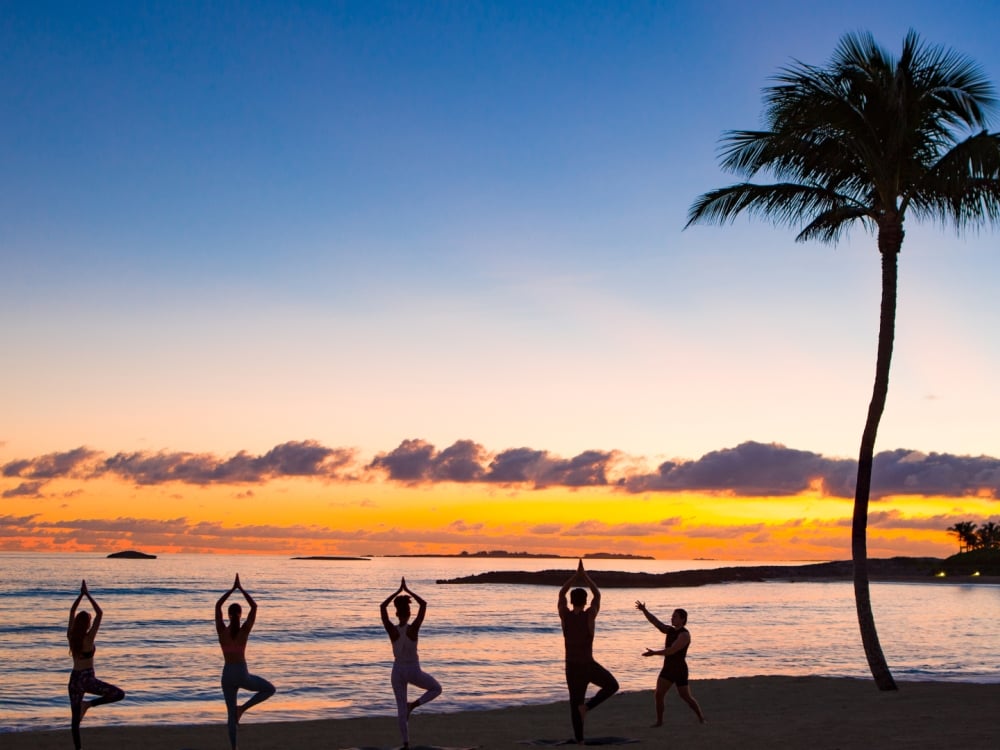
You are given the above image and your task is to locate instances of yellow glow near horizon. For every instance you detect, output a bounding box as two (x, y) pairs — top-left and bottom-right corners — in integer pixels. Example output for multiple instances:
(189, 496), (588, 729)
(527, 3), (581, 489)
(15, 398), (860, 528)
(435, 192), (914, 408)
(1, 471), (991, 560)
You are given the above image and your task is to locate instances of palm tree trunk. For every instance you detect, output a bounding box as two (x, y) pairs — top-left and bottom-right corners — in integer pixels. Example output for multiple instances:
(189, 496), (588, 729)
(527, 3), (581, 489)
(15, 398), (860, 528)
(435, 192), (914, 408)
(852, 223), (901, 691)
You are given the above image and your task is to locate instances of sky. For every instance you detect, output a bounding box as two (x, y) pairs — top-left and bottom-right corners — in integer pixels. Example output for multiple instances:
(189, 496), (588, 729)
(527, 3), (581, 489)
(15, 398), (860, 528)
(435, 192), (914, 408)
(2, 1), (999, 559)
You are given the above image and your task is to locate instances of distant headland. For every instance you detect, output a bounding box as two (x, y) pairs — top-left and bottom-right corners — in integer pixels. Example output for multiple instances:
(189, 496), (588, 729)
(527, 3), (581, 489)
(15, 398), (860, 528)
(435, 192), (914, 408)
(292, 556), (371, 561)
(437, 553), (1000, 587)
(107, 550), (156, 559)
(390, 550), (654, 560)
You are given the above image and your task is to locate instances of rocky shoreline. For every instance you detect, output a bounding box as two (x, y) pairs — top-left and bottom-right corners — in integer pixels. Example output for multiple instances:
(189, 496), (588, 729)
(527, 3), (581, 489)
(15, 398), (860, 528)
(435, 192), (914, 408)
(437, 556), (997, 587)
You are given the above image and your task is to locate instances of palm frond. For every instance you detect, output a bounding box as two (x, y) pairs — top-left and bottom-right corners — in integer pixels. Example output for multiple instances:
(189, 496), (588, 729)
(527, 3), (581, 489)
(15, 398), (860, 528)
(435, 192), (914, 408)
(909, 131), (1000, 226)
(686, 182), (861, 239)
(906, 30), (997, 128)
(694, 30), (1000, 239)
(796, 206), (873, 242)
(718, 128), (872, 197)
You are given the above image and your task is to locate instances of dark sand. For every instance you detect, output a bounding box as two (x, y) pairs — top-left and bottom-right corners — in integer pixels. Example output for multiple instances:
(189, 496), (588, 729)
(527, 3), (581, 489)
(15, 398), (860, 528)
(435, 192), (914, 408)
(5, 676), (997, 749)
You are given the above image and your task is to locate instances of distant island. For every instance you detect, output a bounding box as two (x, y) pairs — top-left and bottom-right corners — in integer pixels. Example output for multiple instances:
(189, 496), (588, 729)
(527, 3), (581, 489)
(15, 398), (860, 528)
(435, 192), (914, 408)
(292, 556), (371, 561)
(437, 554), (1000, 587)
(389, 550), (654, 559)
(107, 550), (156, 559)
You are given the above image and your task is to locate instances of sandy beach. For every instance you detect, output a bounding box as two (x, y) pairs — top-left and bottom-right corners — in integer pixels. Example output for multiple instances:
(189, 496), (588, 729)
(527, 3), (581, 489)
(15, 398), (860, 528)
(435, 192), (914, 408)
(5, 676), (997, 749)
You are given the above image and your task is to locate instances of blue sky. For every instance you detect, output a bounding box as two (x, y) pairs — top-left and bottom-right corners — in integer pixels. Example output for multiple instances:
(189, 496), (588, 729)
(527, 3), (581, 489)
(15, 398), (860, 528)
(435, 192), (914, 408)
(3, 0), (1000, 470)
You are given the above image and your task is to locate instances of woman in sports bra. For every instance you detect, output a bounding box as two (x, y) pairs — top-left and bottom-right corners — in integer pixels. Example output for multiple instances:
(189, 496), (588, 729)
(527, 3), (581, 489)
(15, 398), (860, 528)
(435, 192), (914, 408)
(67, 580), (125, 750)
(380, 577), (442, 749)
(216, 574), (275, 750)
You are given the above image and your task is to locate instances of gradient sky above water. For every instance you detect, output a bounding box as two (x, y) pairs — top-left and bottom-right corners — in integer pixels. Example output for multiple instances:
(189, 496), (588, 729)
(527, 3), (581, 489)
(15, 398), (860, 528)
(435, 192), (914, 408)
(2, 1), (999, 558)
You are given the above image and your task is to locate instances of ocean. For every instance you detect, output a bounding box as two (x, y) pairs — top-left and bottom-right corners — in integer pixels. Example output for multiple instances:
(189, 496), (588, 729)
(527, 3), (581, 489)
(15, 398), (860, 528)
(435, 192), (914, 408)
(1, 552), (998, 733)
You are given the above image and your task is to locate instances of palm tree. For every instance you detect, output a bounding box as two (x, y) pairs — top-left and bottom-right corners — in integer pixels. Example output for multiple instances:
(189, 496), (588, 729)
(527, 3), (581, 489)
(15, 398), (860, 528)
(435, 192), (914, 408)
(687, 31), (1000, 691)
(947, 521), (979, 552)
(976, 521), (1000, 550)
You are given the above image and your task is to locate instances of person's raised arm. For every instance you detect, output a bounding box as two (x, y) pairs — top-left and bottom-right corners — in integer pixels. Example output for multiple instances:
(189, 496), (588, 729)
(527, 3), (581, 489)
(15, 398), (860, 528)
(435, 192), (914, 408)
(215, 578), (236, 633)
(380, 579), (405, 636)
(236, 575), (258, 632)
(635, 601), (670, 633)
(68, 581), (85, 634)
(557, 563), (580, 614)
(406, 581), (428, 631)
(83, 580), (103, 633)
(579, 561), (600, 616)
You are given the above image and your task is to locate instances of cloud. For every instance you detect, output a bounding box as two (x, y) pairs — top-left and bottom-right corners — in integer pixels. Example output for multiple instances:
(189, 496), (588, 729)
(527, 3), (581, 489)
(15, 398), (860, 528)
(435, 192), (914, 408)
(368, 439), (440, 482)
(530, 523), (563, 534)
(562, 519), (680, 537)
(448, 519), (485, 533)
(2, 441), (358, 489)
(624, 442), (854, 496)
(368, 440), (615, 488)
(2, 447), (100, 479)
(0, 513), (40, 536)
(483, 447), (614, 487)
(621, 441), (1000, 499)
(103, 440), (357, 485)
(0, 513), (371, 553)
(2, 481), (46, 498)
(820, 509), (992, 531)
(4, 438), (1000, 499)
(366, 438), (494, 483)
(870, 450), (1000, 498)
(532, 518), (683, 538)
(681, 522), (768, 539)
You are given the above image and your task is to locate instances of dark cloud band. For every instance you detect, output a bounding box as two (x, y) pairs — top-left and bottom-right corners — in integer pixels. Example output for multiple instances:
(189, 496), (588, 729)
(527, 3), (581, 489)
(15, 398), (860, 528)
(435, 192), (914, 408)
(4, 439), (1000, 500)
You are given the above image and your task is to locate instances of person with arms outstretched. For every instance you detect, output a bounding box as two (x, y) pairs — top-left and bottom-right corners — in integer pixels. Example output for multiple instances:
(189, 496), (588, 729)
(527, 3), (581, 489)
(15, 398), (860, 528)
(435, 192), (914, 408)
(558, 559), (619, 743)
(636, 601), (705, 726)
(67, 580), (125, 750)
(380, 576), (442, 749)
(216, 574), (275, 750)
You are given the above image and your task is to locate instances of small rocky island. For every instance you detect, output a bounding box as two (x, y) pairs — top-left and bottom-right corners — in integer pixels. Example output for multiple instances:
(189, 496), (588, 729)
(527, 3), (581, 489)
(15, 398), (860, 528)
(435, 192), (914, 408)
(107, 550), (157, 559)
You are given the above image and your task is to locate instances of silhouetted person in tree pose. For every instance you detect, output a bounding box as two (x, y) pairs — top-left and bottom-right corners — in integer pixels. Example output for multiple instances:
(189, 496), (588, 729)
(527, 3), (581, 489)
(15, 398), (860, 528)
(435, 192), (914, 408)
(558, 559), (619, 742)
(216, 574), (275, 750)
(380, 576), (442, 749)
(67, 580), (125, 750)
(636, 601), (705, 726)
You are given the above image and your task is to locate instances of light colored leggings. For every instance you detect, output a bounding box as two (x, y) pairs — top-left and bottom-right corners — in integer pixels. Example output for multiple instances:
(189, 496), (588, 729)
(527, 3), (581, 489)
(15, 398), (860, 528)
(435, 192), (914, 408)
(221, 662), (275, 749)
(391, 661), (442, 744)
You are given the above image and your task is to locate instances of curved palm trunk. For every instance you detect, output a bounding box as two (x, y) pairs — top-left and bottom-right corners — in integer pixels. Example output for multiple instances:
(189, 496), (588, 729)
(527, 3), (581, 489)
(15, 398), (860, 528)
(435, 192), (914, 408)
(852, 221), (901, 691)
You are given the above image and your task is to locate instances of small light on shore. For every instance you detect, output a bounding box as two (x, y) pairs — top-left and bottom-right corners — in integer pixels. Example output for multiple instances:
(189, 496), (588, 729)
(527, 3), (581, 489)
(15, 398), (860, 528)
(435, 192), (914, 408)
(971, 571), (981, 577)
(935, 571), (946, 577)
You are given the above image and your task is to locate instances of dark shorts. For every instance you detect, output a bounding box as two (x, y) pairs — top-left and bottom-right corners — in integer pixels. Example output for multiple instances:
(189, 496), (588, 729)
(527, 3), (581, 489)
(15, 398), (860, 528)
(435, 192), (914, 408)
(658, 662), (689, 687)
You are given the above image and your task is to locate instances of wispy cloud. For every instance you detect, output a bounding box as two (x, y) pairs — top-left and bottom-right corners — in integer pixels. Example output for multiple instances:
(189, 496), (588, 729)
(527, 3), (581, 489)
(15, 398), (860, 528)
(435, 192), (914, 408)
(2, 481), (46, 498)
(0, 513), (368, 553)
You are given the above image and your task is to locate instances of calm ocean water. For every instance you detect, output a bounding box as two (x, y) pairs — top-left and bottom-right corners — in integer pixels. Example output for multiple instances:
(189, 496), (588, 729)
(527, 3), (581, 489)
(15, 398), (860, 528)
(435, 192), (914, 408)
(1, 553), (998, 733)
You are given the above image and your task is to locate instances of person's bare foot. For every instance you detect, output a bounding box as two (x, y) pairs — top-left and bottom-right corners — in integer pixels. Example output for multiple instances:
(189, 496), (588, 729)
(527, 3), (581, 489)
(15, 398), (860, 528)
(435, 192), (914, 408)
(577, 703), (588, 721)
(407, 700), (419, 717)
(80, 700), (91, 719)
(651, 721), (663, 728)
(237, 704), (249, 722)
